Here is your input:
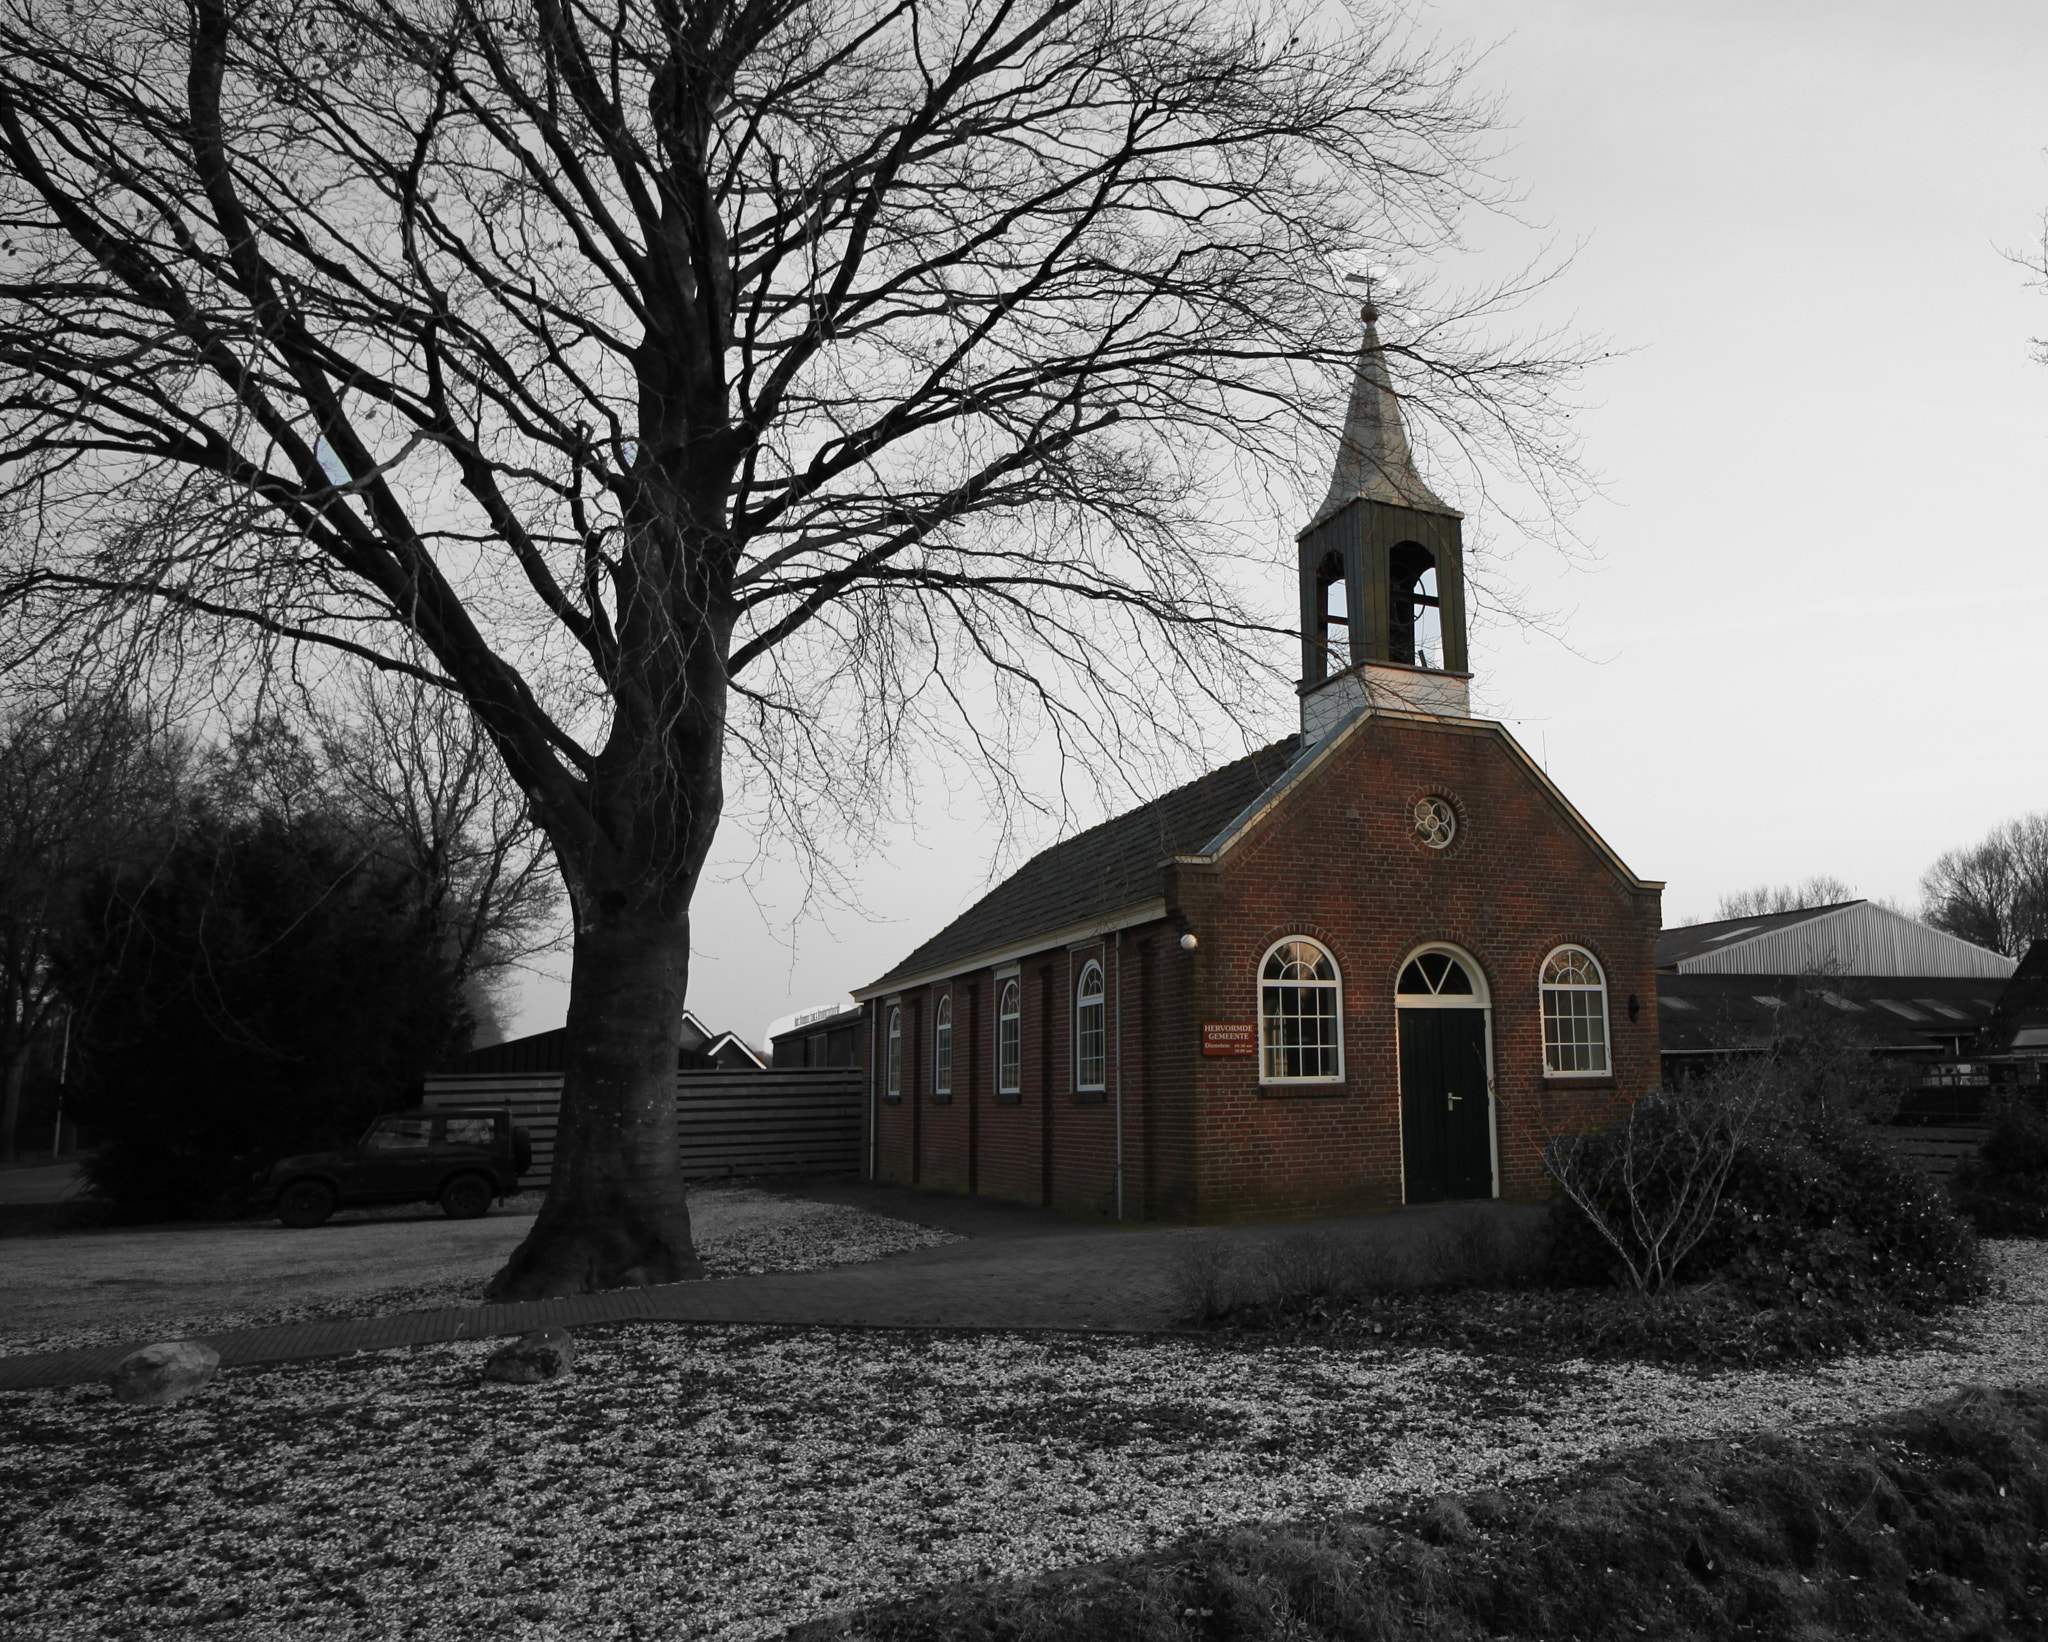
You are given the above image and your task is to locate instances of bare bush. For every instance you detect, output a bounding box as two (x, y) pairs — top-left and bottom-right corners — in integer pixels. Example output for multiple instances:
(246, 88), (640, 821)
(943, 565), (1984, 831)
(1414, 1204), (1549, 1290)
(1167, 1233), (1243, 1324)
(1253, 1227), (1353, 1306)
(1542, 1078), (1768, 1295)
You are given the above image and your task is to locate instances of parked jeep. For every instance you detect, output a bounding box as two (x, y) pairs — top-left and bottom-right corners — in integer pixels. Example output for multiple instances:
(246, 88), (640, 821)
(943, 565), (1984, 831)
(253, 1108), (533, 1228)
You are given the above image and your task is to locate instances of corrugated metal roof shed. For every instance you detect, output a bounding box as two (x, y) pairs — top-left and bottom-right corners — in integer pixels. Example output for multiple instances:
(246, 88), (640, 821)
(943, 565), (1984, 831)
(1658, 900), (2014, 980)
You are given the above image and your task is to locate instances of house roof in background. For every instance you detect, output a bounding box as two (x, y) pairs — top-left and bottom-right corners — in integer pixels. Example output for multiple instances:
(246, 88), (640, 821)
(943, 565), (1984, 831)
(1656, 903), (1858, 968)
(1657, 973), (2009, 1057)
(1657, 900), (2016, 980)
(863, 736), (1303, 994)
(1977, 938), (2048, 1056)
(435, 1015), (762, 1076)
(769, 1005), (864, 1047)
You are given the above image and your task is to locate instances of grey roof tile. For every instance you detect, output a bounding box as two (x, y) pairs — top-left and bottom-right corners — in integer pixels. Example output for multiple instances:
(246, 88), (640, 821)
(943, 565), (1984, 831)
(869, 736), (1302, 989)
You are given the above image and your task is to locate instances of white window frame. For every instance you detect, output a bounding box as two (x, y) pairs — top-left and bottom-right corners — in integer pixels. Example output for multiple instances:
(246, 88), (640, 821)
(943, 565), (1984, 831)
(933, 994), (954, 1096)
(1258, 937), (1345, 1084)
(1394, 944), (1492, 1008)
(1075, 961), (1106, 1092)
(997, 980), (1022, 1095)
(885, 1006), (902, 1099)
(1540, 945), (1611, 1077)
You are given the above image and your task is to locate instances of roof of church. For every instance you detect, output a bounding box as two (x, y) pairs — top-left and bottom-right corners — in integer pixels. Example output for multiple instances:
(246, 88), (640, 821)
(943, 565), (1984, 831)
(866, 735), (1303, 991)
(1304, 304), (1458, 531)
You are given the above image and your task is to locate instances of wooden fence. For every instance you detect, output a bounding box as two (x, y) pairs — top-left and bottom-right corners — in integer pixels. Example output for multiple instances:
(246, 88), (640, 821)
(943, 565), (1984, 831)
(1882, 1123), (1986, 1180)
(421, 1068), (864, 1187)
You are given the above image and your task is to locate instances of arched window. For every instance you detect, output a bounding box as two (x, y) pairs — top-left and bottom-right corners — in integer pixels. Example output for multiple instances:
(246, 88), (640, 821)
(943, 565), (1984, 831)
(1398, 949), (1478, 999)
(933, 994), (953, 1096)
(997, 980), (1022, 1095)
(1315, 550), (1350, 671)
(885, 1007), (902, 1099)
(1075, 962), (1106, 1091)
(1541, 946), (1610, 1075)
(1389, 541), (1442, 669)
(1260, 938), (1342, 1081)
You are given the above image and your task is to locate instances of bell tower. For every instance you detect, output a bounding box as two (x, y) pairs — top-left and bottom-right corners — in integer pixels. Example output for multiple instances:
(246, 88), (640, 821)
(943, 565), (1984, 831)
(1297, 302), (1471, 745)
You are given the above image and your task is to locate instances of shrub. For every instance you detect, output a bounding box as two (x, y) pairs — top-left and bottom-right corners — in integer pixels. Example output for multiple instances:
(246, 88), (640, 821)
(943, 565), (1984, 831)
(1545, 1047), (1982, 1312)
(61, 809), (470, 1219)
(1693, 1123), (1981, 1310)
(1950, 1095), (2048, 1236)
(1543, 1078), (1759, 1292)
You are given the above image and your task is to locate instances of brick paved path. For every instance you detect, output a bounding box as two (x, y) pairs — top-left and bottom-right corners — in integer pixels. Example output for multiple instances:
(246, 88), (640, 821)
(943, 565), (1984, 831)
(0, 1197), (1543, 1392)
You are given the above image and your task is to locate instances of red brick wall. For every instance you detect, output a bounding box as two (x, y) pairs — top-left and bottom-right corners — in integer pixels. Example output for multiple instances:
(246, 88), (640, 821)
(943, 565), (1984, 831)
(867, 712), (1659, 1225)
(1171, 714), (1657, 1220)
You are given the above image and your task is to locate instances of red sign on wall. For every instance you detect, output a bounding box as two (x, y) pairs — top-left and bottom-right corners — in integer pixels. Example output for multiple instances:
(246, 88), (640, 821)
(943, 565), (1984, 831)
(1202, 1022), (1257, 1057)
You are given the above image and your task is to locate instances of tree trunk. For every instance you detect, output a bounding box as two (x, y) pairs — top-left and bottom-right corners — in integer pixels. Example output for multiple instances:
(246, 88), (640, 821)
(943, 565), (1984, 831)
(483, 903), (704, 1299)
(0, 1050), (21, 1164)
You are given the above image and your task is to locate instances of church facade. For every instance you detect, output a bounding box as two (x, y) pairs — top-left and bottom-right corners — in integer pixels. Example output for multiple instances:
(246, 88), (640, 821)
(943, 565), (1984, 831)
(852, 309), (1664, 1223)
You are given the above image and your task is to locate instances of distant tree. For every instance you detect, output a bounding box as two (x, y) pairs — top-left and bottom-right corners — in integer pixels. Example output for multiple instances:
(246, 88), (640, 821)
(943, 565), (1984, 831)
(0, 694), (186, 1161)
(61, 801), (471, 1219)
(315, 675), (564, 1035)
(0, 0), (1589, 1293)
(1714, 875), (1858, 920)
(1920, 813), (2048, 960)
(209, 678), (565, 1031)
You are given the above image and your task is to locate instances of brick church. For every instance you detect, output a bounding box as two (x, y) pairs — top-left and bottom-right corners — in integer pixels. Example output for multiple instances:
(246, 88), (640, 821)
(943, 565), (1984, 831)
(853, 308), (1664, 1223)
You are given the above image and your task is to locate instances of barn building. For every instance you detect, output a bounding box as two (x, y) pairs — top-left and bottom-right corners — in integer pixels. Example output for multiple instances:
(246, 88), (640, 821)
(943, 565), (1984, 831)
(1655, 899), (2018, 1081)
(851, 308), (1665, 1223)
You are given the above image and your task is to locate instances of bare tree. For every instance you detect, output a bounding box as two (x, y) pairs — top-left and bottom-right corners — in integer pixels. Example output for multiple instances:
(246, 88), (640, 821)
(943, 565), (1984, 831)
(1920, 813), (2048, 960)
(198, 679), (563, 1038)
(1713, 875), (1857, 920)
(318, 673), (565, 1032)
(0, 0), (1587, 1294)
(0, 693), (187, 1159)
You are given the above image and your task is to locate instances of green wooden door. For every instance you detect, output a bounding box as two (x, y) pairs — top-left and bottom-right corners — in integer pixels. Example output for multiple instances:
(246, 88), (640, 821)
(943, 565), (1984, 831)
(1398, 1008), (1493, 1203)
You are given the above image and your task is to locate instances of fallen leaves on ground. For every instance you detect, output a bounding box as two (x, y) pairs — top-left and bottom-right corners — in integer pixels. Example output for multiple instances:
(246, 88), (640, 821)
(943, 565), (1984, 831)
(3, 1243), (2044, 1641)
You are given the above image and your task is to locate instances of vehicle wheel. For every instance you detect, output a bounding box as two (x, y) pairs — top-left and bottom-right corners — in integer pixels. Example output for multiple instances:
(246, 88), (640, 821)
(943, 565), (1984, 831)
(440, 1174), (494, 1220)
(277, 1180), (335, 1229)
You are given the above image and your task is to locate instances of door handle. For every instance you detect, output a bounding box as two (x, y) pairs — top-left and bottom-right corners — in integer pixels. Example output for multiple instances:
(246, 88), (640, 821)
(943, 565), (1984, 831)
(1445, 1091), (1460, 1110)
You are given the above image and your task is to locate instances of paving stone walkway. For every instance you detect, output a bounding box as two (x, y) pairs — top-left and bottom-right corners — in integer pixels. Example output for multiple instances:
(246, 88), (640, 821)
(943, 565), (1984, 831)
(0, 1192), (1544, 1392)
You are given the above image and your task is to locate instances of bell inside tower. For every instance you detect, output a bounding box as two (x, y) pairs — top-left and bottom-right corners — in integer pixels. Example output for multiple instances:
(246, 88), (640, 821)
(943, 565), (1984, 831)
(1388, 540), (1442, 670)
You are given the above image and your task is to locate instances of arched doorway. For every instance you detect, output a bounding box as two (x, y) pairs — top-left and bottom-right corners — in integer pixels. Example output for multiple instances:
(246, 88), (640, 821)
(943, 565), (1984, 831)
(1395, 946), (1495, 1203)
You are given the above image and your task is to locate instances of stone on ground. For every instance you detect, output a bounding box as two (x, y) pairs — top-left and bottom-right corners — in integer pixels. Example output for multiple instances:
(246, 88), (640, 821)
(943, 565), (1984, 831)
(484, 1327), (576, 1384)
(107, 1340), (221, 1406)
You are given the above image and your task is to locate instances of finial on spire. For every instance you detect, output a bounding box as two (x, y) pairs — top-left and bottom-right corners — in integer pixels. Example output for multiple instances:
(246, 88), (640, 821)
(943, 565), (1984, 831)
(1305, 280), (1457, 530)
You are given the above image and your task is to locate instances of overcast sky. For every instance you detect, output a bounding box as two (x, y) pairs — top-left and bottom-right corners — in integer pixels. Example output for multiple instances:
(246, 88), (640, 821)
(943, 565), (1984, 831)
(510, 0), (2048, 1048)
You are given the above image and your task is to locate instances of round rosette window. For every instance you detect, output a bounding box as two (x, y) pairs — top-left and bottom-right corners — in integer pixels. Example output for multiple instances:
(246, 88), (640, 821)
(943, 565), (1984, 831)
(1413, 795), (1456, 849)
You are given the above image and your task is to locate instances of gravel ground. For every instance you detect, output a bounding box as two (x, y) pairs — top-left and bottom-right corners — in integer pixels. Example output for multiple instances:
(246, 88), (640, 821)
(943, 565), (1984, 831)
(2, 1242), (2043, 1641)
(0, 1187), (961, 1357)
